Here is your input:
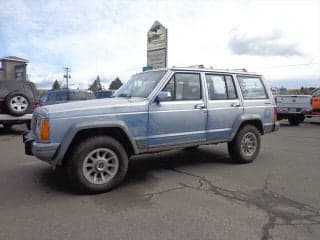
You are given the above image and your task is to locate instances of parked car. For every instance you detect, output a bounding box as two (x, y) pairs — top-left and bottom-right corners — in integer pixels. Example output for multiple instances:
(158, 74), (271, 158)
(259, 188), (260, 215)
(0, 80), (39, 129)
(305, 88), (320, 118)
(276, 95), (312, 125)
(40, 89), (95, 106)
(311, 88), (320, 113)
(94, 90), (114, 99)
(23, 67), (279, 193)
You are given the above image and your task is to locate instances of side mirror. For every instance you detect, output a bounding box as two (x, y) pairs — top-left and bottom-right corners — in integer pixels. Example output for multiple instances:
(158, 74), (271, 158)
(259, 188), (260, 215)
(155, 91), (171, 104)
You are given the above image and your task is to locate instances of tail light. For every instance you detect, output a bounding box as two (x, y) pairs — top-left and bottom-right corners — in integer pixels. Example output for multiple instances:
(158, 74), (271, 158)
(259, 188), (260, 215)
(274, 107), (278, 122)
(274, 96), (277, 106)
(310, 97), (313, 106)
(33, 101), (40, 110)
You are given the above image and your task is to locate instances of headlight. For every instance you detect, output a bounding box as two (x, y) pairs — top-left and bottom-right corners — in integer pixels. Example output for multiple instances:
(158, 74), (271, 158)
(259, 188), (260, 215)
(35, 117), (50, 141)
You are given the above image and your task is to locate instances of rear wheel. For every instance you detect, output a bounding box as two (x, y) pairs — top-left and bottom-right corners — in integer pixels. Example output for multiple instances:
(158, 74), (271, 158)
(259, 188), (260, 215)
(184, 146), (199, 151)
(228, 125), (261, 164)
(67, 136), (128, 193)
(2, 123), (13, 130)
(288, 115), (305, 126)
(26, 120), (31, 130)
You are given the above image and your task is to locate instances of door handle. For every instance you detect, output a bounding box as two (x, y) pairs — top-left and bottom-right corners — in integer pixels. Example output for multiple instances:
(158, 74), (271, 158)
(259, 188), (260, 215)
(264, 102), (271, 105)
(194, 103), (205, 109)
(230, 102), (241, 107)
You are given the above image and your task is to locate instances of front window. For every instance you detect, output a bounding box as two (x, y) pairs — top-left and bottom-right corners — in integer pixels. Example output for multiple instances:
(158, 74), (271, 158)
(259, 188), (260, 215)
(162, 73), (202, 101)
(114, 70), (167, 98)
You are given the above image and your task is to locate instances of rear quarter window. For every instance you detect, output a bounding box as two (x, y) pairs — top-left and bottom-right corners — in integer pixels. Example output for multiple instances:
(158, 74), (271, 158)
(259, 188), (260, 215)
(237, 76), (268, 99)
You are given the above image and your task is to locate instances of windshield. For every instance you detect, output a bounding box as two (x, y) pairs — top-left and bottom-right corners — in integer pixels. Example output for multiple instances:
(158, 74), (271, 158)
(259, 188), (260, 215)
(114, 70), (167, 98)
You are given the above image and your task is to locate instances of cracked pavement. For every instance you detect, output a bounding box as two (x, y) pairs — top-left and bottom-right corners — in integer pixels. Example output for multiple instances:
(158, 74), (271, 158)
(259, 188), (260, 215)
(1, 119), (320, 240)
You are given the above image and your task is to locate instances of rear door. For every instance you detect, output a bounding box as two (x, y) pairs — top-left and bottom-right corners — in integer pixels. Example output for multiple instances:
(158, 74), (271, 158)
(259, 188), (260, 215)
(205, 73), (243, 141)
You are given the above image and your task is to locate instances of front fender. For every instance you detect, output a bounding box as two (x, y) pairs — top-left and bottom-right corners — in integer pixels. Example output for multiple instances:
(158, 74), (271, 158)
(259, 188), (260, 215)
(53, 120), (138, 165)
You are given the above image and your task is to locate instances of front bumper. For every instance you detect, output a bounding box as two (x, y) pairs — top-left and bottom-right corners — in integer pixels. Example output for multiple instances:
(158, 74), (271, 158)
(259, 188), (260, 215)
(22, 131), (60, 164)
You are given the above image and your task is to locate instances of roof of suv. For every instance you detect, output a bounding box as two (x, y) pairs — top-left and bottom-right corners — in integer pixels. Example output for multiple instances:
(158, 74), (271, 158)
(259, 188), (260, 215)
(145, 67), (261, 76)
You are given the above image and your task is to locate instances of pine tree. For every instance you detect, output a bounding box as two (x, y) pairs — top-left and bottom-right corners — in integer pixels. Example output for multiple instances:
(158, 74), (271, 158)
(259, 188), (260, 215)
(51, 80), (61, 90)
(109, 77), (123, 90)
(88, 75), (102, 92)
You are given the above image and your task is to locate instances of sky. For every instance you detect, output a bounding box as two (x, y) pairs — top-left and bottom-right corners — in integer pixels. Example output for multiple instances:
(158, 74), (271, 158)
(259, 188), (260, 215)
(0, 0), (319, 89)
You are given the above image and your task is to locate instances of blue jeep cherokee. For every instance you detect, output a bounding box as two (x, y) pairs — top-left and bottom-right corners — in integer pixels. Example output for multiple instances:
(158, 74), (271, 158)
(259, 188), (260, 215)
(23, 67), (279, 193)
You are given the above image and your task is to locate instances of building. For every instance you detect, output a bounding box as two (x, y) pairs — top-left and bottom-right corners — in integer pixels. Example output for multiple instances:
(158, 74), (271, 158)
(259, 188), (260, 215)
(0, 56), (28, 81)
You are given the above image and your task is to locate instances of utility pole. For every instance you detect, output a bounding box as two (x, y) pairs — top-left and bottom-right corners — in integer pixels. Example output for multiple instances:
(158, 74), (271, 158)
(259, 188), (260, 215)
(64, 67), (71, 89)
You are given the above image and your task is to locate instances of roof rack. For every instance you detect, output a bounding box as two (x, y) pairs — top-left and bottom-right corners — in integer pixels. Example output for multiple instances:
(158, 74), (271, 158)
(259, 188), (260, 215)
(187, 64), (205, 68)
(231, 68), (248, 72)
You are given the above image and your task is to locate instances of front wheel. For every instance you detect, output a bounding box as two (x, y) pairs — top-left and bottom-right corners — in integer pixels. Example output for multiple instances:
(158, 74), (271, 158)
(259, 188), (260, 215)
(228, 125), (261, 164)
(67, 136), (128, 193)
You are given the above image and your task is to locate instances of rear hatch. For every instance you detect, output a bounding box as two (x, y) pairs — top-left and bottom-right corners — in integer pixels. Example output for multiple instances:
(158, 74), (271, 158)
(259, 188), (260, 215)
(276, 95), (312, 113)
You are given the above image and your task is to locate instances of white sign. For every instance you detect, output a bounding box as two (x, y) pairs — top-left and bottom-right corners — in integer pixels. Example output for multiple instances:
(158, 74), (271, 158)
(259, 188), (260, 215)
(147, 21), (167, 68)
(147, 49), (167, 69)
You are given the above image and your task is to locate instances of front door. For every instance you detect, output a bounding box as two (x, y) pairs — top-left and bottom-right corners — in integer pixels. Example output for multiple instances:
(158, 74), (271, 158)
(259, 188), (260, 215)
(148, 72), (207, 148)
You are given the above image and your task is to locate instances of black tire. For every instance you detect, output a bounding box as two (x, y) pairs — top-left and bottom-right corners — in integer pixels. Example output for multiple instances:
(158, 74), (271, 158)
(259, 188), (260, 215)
(184, 145), (199, 151)
(228, 125), (261, 164)
(26, 120), (31, 130)
(2, 123), (13, 130)
(288, 115), (305, 126)
(5, 92), (30, 116)
(66, 136), (128, 193)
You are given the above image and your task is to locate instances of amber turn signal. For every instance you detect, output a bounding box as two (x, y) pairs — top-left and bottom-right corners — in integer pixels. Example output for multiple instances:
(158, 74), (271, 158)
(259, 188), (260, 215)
(40, 119), (50, 141)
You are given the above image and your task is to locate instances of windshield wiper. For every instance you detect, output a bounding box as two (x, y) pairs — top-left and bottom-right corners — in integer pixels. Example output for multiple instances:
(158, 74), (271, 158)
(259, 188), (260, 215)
(117, 93), (132, 98)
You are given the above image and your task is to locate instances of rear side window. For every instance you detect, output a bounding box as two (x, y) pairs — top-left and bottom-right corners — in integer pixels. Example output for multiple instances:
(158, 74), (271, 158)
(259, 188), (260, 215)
(70, 91), (82, 100)
(47, 92), (56, 102)
(237, 76), (267, 99)
(205, 74), (237, 100)
(162, 73), (201, 101)
(70, 91), (95, 100)
(56, 92), (68, 101)
(313, 90), (320, 97)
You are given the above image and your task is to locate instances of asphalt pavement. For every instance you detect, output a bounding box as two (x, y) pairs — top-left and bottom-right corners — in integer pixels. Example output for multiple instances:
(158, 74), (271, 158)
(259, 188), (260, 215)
(0, 119), (320, 240)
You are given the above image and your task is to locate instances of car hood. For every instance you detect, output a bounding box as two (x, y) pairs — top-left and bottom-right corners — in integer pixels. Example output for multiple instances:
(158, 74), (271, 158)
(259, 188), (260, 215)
(38, 97), (148, 119)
